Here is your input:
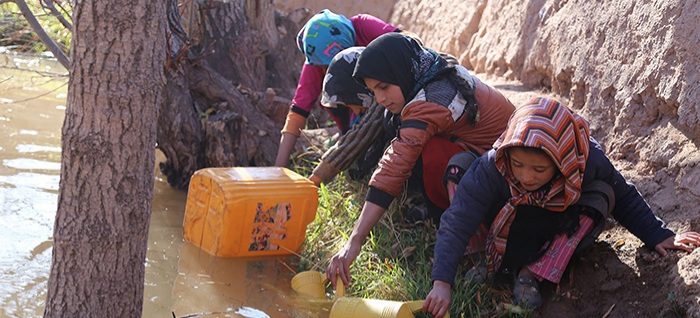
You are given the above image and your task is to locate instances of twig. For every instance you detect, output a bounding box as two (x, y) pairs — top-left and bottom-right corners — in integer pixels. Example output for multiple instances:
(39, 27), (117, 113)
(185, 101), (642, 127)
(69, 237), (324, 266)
(266, 238), (321, 273)
(13, 0), (70, 69)
(602, 303), (616, 318)
(40, 0), (73, 30)
(277, 258), (297, 275)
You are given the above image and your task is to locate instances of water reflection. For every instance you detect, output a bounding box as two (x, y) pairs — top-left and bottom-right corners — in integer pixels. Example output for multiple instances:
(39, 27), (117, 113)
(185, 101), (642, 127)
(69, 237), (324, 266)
(16, 144), (62, 153)
(169, 243), (325, 318)
(3, 158), (61, 171)
(0, 52), (66, 318)
(1, 53), (327, 318)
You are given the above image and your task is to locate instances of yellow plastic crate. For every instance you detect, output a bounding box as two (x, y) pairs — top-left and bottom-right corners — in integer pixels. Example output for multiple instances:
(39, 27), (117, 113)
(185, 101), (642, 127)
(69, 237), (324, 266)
(184, 167), (318, 257)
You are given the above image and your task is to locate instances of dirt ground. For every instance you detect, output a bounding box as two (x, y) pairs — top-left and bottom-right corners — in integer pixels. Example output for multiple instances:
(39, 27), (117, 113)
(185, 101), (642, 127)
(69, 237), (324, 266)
(534, 227), (691, 318)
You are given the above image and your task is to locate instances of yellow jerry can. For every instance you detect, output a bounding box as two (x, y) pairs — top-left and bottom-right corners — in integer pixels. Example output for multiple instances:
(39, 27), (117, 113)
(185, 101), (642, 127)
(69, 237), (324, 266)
(184, 167), (318, 257)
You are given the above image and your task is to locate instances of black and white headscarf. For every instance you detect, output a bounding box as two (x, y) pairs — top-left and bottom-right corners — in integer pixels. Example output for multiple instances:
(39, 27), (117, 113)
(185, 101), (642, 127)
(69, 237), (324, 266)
(321, 47), (375, 108)
(353, 32), (479, 125)
(352, 33), (448, 102)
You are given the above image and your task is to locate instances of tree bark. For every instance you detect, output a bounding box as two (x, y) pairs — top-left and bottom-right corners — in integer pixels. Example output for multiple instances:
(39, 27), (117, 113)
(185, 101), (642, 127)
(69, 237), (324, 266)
(43, 0), (165, 316)
(5, 0), (314, 189)
(156, 0), (311, 189)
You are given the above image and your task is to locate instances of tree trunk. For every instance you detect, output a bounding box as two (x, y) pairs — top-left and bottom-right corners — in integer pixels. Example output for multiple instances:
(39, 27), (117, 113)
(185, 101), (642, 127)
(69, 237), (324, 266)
(156, 0), (313, 189)
(43, 0), (165, 316)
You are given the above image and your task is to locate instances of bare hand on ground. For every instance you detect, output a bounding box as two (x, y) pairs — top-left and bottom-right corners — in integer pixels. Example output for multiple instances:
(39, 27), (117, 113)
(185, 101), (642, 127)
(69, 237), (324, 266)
(655, 231), (700, 257)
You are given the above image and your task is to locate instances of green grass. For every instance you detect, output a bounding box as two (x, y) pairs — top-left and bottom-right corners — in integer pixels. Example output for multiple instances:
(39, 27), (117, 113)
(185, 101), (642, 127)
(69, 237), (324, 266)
(290, 155), (535, 317)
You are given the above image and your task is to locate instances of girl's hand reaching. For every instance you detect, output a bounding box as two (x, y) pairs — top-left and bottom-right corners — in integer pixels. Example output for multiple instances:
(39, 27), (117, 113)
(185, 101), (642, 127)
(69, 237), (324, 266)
(326, 242), (361, 288)
(424, 280), (451, 318)
(655, 231), (700, 257)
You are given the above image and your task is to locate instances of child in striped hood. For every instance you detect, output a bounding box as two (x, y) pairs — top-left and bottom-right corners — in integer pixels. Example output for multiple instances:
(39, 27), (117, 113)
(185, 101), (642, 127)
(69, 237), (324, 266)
(424, 97), (700, 315)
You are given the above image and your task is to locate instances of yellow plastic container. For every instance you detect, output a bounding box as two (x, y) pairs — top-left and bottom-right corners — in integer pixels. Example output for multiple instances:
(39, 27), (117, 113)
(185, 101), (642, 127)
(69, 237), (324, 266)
(291, 270), (345, 300)
(183, 167), (318, 257)
(330, 299), (449, 318)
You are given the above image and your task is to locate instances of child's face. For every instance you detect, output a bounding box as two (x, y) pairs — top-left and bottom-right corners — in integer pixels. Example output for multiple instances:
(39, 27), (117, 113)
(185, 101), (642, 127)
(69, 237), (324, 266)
(508, 147), (557, 191)
(363, 78), (405, 114)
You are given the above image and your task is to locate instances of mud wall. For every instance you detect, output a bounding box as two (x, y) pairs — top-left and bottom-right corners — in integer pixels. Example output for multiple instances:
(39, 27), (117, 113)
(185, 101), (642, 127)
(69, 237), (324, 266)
(273, 0), (395, 22)
(276, 0), (700, 222)
(391, 0), (700, 225)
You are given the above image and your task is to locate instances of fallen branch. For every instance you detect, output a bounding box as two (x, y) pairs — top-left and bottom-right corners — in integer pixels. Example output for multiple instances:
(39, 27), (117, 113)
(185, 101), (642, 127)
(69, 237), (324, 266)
(602, 303), (616, 318)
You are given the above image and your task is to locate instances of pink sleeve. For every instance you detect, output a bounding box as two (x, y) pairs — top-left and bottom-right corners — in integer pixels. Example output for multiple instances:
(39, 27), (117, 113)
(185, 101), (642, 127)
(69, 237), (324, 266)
(350, 14), (399, 46)
(291, 64), (325, 115)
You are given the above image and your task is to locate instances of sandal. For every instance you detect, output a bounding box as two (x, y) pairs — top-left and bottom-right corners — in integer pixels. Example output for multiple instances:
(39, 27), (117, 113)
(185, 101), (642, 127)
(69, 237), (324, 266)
(513, 273), (543, 309)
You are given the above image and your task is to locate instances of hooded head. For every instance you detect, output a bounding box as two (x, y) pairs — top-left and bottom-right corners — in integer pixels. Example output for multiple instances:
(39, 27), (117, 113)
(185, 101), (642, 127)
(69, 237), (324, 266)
(494, 97), (591, 205)
(321, 47), (374, 109)
(296, 10), (356, 66)
(352, 33), (444, 103)
(485, 97), (592, 273)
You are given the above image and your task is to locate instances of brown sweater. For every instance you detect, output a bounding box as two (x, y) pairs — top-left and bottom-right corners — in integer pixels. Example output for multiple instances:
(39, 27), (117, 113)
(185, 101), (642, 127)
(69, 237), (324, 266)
(368, 76), (515, 199)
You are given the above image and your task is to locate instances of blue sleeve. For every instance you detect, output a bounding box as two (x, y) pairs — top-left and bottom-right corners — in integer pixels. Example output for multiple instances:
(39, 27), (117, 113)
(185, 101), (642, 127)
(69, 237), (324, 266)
(586, 139), (674, 247)
(431, 151), (505, 285)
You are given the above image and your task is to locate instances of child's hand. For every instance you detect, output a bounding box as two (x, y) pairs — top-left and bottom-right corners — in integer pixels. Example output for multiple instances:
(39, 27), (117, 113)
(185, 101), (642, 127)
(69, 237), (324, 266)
(309, 174), (322, 187)
(654, 231), (700, 257)
(424, 280), (451, 318)
(326, 242), (361, 288)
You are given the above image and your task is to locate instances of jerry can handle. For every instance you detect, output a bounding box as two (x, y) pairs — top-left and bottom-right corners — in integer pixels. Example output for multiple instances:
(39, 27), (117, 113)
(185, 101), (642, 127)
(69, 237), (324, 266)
(405, 300), (450, 318)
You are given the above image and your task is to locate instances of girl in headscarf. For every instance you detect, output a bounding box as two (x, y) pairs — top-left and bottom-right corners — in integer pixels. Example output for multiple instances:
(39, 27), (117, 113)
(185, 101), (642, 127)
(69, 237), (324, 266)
(309, 47), (389, 186)
(424, 97), (700, 316)
(275, 9), (419, 167)
(325, 33), (516, 288)
(311, 46), (463, 187)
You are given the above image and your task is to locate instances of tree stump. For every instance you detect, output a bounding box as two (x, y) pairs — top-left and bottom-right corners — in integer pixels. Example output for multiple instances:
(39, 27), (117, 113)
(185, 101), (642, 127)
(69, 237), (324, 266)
(157, 0), (312, 189)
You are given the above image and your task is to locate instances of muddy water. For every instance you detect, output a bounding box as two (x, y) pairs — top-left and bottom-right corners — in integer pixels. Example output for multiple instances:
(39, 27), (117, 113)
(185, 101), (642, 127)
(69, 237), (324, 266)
(0, 53), (327, 318)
